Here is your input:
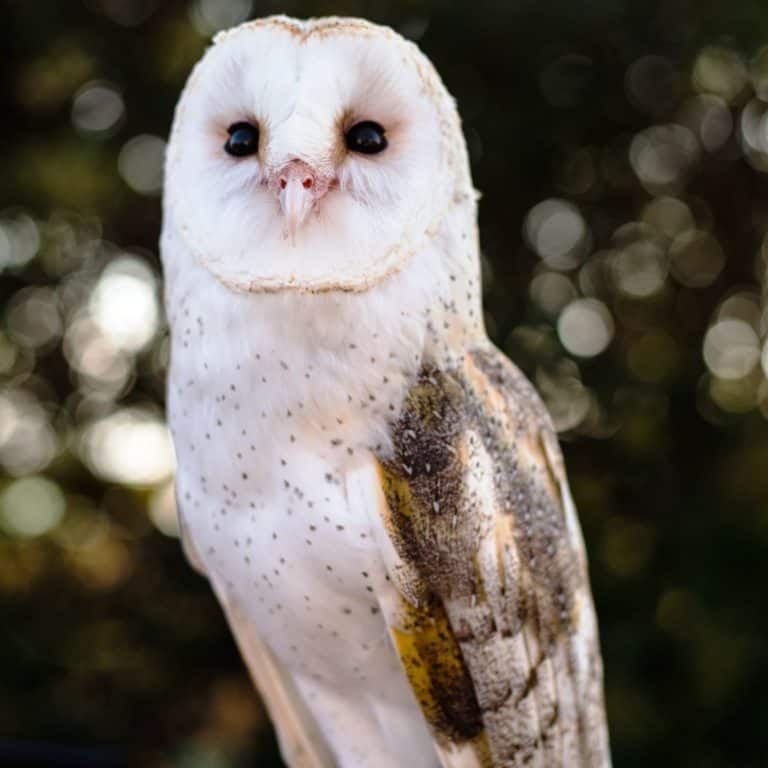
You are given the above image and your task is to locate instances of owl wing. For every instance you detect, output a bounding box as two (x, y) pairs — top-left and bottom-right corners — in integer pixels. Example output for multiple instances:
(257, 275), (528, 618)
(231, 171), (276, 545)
(353, 345), (611, 768)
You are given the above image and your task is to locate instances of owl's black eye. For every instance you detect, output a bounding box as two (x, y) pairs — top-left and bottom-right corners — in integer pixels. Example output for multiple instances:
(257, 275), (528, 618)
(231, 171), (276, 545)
(224, 122), (259, 157)
(345, 121), (387, 154)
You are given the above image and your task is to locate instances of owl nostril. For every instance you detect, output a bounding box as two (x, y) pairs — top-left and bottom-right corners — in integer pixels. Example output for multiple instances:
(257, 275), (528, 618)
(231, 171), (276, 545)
(302, 177), (313, 189)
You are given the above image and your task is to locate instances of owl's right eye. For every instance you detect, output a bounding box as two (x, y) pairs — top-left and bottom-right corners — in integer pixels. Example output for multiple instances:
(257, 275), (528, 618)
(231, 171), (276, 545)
(224, 122), (259, 157)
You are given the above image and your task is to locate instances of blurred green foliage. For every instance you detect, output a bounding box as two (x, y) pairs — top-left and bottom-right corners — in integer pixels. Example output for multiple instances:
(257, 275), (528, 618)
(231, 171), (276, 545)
(2, 1), (768, 766)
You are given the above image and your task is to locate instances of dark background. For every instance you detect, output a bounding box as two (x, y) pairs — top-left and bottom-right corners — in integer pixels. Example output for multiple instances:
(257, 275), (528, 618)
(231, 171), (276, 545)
(2, 1), (768, 766)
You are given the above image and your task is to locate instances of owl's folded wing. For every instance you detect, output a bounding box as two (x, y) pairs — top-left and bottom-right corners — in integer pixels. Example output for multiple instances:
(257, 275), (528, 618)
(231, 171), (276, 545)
(357, 346), (611, 768)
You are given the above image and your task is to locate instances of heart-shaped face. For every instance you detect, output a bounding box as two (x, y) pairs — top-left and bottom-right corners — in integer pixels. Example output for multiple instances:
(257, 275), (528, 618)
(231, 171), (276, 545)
(164, 16), (469, 294)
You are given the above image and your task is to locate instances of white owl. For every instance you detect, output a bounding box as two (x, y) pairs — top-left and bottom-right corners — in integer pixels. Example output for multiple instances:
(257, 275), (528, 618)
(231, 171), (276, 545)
(161, 15), (611, 768)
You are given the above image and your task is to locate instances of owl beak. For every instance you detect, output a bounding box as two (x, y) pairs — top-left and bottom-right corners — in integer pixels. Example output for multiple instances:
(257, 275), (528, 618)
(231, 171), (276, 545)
(270, 161), (328, 245)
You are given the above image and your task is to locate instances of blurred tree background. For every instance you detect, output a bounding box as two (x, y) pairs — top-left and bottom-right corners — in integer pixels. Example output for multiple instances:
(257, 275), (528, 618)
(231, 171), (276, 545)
(2, 0), (768, 766)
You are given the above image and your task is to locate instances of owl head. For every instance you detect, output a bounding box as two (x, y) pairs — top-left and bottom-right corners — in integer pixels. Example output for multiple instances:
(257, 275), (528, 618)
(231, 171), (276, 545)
(163, 16), (472, 293)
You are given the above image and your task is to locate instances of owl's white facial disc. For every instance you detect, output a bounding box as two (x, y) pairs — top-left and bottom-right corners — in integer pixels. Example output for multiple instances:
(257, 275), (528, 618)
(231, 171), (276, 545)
(164, 16), (466, 293)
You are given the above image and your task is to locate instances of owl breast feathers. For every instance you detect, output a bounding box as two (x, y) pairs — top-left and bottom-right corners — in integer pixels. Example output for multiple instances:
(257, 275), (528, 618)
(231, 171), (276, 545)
(162, 14), (611, 768)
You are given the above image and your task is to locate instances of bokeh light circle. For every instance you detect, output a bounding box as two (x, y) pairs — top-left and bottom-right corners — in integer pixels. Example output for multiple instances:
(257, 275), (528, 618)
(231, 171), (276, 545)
(524, 199), (591, 270)
(669, 230), (725, 287)
(118, 135), (166, 195)
(5, 286), (62, 350)
(629, 124), (699, 194)
(530, 272), (578, 317)
(80, 408), (175, 486)
(612, 240), (668, 298)
(557, 298), (614, 357)
(1, 476), (65, 538)
(190, 0), (254, 35)
(676, 95), (733, 152)
(0, 211), (40, 272)
(71, 81), (125, 136)
(693, 46), (749, 105)
(89, 256), (159, 352)
(641, 196), (694, 240)
(703, 319), (760, 379)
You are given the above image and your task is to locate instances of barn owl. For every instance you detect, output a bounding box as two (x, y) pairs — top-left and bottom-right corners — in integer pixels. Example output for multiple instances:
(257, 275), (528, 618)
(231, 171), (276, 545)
(161, 15), (611, 768)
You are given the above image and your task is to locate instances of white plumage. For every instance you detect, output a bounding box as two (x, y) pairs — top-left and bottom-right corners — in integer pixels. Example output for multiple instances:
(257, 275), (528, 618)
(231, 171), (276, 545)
(162, 16), (610, 768)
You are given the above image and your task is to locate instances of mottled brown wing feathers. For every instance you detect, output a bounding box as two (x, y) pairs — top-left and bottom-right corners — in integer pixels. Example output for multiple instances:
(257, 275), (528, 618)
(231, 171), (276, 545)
(375, 345), (611, 768)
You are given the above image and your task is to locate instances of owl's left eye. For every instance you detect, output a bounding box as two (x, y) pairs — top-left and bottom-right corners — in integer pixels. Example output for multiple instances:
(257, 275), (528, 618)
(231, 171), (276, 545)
(345, 121), (387, 154)
(224, 122), (259, 157)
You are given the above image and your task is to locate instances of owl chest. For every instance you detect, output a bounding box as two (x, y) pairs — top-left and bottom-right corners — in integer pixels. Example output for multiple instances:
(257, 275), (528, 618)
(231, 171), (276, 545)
(176, 443), (392, 676)
(168, 357), (395, 675)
